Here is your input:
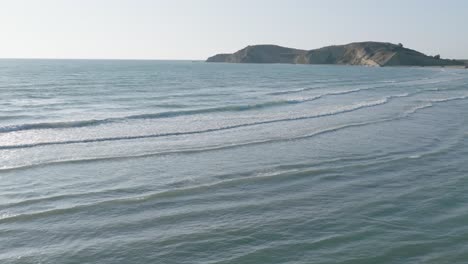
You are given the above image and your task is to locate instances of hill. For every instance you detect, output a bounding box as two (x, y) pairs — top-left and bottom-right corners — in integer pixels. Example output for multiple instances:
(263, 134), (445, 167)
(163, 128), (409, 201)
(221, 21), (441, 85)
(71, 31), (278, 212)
(207, 42), (464, 67)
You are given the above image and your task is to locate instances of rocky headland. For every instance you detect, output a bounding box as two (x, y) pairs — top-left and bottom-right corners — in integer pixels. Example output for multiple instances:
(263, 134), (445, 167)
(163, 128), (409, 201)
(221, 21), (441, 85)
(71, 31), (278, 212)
(207, 42), (464, 67)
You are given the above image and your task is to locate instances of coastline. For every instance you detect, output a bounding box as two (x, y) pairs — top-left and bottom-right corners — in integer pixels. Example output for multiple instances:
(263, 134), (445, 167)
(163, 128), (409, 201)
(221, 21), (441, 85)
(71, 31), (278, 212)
(204, 61), (468, 70)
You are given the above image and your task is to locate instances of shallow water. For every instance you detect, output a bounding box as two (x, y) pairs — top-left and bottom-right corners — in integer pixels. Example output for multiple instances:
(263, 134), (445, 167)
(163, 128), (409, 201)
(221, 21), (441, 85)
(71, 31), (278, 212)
(1, 60), (467, 264)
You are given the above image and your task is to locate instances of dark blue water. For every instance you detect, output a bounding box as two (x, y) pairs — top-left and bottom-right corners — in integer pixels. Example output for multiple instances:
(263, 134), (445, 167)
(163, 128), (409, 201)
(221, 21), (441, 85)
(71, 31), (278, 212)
(1, 60), (467, 263)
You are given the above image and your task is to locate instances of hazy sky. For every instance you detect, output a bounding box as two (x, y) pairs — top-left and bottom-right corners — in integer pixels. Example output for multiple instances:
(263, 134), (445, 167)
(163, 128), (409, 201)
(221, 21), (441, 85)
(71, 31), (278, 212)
(1, 0), (467, 60)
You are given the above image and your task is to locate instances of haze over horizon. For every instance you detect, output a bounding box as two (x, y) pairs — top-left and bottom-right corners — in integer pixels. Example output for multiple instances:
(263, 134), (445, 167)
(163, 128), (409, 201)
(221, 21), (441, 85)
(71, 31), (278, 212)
(1, 0), (467, 60)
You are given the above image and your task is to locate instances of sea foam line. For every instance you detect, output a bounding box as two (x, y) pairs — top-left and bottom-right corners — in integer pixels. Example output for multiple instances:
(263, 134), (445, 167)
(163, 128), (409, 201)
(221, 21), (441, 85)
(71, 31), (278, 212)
(0, 94), (436, 173)
(1, 93), (464, 171)
(0, 97), (325, 133)
(0, 96), (397, 150)
(267, 75), (462, 96)
(2, 74), (458, 135)
(0, 83), (413, 134)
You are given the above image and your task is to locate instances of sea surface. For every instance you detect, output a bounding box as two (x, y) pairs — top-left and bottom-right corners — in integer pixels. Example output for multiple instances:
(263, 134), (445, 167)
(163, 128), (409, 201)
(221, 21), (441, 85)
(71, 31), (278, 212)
(0, 60), (467, 264)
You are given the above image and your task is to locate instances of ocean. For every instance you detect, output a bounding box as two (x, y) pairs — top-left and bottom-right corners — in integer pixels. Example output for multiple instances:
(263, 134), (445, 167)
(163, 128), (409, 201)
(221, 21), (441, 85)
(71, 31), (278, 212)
(0, 60), (467, 264)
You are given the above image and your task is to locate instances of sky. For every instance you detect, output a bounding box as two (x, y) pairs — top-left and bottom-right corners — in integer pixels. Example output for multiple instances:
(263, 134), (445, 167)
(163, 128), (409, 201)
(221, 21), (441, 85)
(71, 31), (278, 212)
(1, 0), (467, 60)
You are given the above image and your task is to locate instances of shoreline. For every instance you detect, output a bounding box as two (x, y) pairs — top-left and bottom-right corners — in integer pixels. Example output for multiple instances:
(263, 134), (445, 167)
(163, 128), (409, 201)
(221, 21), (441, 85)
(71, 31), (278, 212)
(204, 61), (468, 70)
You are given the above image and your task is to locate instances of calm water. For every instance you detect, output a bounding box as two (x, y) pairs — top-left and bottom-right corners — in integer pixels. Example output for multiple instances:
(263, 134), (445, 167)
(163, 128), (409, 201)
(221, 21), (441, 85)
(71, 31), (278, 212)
(0, 60), (467, 264)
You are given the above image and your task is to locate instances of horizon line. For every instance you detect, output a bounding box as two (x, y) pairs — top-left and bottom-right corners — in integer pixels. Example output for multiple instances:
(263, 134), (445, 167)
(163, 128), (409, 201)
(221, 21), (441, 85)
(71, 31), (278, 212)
(0, 57), (206, 61)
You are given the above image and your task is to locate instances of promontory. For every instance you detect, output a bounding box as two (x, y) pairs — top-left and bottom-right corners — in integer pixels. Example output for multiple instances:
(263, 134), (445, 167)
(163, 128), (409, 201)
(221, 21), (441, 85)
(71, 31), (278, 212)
(206, 42), (464, 67)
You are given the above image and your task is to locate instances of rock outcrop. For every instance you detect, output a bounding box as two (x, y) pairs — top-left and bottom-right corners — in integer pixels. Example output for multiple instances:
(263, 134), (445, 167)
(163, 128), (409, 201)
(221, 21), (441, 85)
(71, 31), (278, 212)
(207, 42), (464, 67)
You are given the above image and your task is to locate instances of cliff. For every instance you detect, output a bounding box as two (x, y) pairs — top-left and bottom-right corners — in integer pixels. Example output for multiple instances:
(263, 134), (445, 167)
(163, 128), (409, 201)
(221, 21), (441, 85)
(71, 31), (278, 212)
(207, 42), (464, 67)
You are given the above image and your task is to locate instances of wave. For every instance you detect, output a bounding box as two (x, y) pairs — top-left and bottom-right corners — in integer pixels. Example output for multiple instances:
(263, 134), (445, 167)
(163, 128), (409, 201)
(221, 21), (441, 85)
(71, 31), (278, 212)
(2, 94), (439, 173)
(0, 115), (37, 121)
(0, 97), (324, 134)
(0, 187), (143, 211)
(404, 103), (434, 115)
(268, 75), (463, 97)
(269, 86), (330, 95)
(5, 127), (464, 224)
(0, 119), (115, 132)
(0, 93), (463, 170)
(265, 77), (422, 96)
(0, 164), (334, 212)
(0, 83), (420, 135)
(430, 94), (468, 103)
(268, 83), (385, 96)
(0, 97), (396, 150)
(0, 166), (338, 224)
(407, 94), (468, 113)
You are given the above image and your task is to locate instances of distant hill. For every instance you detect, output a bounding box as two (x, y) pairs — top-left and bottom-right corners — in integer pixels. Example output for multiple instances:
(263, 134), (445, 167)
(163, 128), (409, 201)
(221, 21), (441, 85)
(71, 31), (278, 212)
(207, 42), (464, 67)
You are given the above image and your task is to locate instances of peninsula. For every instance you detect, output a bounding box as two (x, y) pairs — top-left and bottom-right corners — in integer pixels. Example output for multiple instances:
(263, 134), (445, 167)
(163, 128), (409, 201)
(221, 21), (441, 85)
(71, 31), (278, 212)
(207, 42), (464, 67)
